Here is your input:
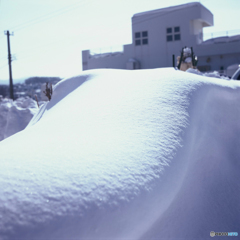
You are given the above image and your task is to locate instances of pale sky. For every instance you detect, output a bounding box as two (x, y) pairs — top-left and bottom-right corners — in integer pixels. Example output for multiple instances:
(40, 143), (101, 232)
(0, 0), (239, 81)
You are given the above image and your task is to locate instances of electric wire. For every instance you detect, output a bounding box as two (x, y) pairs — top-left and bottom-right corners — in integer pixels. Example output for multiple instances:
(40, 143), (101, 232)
(0, 0), (91, 61)
(12, 15), (130, 62)
(0, 63), (8, 70)
(0, 0), (133, 70)
(12, 0), (96, 32)
(0, 0), (100, 65)
(15, 25), (129, 62)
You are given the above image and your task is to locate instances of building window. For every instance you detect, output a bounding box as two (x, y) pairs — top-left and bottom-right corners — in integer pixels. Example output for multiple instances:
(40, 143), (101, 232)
(167, 35), (173, 42)
(142, 38), (148, 45)
(167, 28), (172, 34)
(135, 32), (141, 38)
(174, 27), (180, 33)
(166, 26), (181, 42)
(135, 31), (148, 46)
(142, 31), (148, 37)
(135, 39), (141, 45)
(174, 34), (181, 40)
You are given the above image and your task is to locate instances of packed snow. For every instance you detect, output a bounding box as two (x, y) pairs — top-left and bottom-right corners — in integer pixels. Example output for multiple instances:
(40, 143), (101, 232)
(186, 68), (230, 79)
(0, 68), (239, 240)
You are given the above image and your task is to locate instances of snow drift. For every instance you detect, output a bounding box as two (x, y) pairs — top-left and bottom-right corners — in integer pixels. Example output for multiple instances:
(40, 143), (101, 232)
(0, 97), (38, 141)
(0, 68), (239, 239)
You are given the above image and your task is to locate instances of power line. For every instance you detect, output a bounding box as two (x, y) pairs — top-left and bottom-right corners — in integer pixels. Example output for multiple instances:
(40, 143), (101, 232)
(12, 0), (86, 30)
(0, 0), (130, 70)
(0, 56), (7, 61)
(11, 0), (95, 32)
(0, 63), (8, 70)
(14, 35), (90, 62)
(0, 0), (129, 57)
(11, 17), (130, 62)
(0, 0), (98, 74)
(3, 6), (180, 65)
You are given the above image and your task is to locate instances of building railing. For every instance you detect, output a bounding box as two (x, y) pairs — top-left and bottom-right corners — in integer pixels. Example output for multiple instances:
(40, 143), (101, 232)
(203, 29), (240, 41)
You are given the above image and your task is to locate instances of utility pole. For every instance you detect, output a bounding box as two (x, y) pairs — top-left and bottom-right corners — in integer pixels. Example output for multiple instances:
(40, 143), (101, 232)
(4, 30), (14, 100)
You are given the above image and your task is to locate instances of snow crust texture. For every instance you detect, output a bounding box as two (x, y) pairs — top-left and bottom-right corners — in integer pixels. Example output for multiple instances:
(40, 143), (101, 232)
(0, 97), (38, 141)
(0, 68), (239, 239)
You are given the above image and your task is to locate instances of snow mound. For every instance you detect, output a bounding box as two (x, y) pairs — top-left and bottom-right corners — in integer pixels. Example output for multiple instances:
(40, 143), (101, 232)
(0, 97), (38, 141)
(0, 68), (239, 239)
(186, 68), (230, 80)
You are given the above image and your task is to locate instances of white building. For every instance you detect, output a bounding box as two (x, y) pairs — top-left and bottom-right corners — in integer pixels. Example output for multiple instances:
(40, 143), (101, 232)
(82, 2), (240, 74)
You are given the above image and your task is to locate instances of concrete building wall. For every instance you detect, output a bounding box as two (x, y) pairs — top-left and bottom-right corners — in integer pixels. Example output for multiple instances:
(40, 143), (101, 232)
(129, 3), (213, 69)
(196, 41), (240, 72)
(82, 44), (134, 70)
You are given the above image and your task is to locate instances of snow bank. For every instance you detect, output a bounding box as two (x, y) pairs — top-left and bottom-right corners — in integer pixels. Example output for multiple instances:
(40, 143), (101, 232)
(186, 68), (230, 80)
(0, 97), (38, 141)
(0, 68), (239, 239)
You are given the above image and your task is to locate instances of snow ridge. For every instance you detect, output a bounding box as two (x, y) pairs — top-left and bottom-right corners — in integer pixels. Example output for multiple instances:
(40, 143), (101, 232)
(0, 68), (239, 239)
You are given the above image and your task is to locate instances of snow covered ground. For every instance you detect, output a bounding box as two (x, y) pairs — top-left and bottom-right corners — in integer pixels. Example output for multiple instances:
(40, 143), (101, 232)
(0, 68), (239, 239)
(0, 97), (38, 141)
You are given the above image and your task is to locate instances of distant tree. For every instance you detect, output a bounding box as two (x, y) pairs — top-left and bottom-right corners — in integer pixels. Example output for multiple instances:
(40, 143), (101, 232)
(25, 77), (62, 85)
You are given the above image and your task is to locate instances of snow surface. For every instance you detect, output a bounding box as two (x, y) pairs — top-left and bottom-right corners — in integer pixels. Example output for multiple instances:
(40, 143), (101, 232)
(0, 97), (38, 141)
(0, 68), (240, 239)
(186, 68), (230, 80)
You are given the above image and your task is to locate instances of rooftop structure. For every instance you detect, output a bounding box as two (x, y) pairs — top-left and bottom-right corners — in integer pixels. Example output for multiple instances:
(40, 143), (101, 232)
(82, 2), (240, 75)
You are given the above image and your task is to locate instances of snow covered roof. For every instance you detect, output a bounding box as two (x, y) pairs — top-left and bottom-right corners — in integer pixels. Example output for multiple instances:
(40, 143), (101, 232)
(133, 2), (201, 18)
